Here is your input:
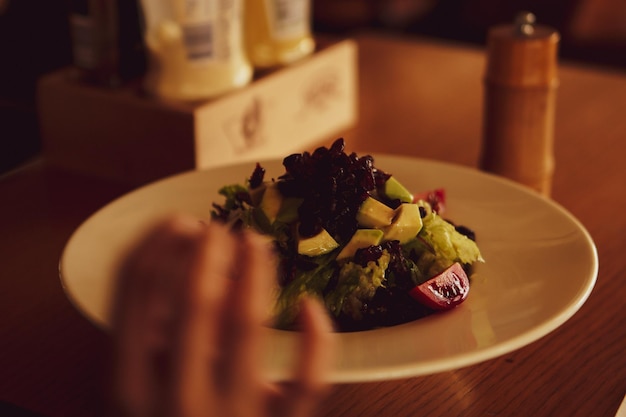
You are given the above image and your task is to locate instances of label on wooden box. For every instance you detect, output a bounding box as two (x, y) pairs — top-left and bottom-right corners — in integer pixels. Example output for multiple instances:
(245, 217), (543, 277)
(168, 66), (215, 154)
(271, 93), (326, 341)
(38, 39), (358, 185)
(194, 39), (358, 169)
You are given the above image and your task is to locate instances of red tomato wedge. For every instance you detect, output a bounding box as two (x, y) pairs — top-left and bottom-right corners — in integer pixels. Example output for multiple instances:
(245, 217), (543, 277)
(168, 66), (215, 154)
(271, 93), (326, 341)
(409, 262), (469, 310)
(413, 188), (446, 214)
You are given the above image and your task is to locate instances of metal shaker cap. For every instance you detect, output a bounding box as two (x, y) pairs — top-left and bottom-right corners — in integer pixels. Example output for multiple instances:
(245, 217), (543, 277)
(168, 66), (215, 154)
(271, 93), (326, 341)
(485, 12), (560, 87)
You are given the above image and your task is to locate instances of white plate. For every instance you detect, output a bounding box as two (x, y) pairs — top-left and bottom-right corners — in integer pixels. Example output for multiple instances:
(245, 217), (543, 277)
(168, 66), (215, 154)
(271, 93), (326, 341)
(60, 155), (598, 382)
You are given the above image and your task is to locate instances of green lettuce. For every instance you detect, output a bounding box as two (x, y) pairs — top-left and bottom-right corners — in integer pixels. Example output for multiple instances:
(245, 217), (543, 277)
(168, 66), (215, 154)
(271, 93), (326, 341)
(418, 206), (484, 265)
(324, 251), (390, 320)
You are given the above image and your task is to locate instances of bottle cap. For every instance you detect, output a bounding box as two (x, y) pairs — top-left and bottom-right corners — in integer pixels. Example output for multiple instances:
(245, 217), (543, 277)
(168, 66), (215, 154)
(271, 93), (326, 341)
(485, 12), (560, 87)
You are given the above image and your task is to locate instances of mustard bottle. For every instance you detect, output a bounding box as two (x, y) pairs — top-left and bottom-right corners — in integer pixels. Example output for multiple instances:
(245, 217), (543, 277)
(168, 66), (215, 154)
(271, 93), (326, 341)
(140, 0), (252, 102)
(244, 0), (315, 69)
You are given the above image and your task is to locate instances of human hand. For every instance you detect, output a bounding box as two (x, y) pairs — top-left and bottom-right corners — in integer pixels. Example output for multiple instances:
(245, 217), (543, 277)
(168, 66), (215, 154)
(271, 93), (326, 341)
(109, 216), (334, 417)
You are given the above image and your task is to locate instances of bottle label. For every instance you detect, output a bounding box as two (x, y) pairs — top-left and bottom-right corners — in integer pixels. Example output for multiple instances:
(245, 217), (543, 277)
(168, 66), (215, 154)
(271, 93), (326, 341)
(70, 13), (116, 70)
(180, 0), (243, 63)
(263, 0), (309, 40)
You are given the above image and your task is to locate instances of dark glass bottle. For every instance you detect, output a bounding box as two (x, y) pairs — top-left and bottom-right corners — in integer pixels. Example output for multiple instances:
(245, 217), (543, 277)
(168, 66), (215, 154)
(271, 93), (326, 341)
(68, 0), (146, 87)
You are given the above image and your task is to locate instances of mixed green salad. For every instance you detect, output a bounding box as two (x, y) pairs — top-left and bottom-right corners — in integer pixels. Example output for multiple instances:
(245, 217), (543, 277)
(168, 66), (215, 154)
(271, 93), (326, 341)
(211, 139), (483, 331)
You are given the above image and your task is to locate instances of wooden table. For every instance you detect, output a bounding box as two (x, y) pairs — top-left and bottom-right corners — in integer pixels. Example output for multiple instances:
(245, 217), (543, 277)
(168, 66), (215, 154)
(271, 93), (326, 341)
(1, 33), (625, 417)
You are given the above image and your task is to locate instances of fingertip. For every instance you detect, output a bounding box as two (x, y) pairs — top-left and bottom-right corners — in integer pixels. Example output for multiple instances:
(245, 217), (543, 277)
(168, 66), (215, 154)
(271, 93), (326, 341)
(140, 214), (205, 248)
(242, 229), (276, 258)
(299, 297), (335, 336)
(160, 214), (205, 234)
(296, 296), (336, 384)
(111, 214), (202, 322)
(278, 296), (335, 416)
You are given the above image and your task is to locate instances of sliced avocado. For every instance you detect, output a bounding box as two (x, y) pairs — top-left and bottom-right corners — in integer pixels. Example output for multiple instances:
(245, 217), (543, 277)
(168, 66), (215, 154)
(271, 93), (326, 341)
(336, 229), (384, 260)
(383, 203), (423, 243)
(298, 228), (339, 256)
(259, 182), (283, 224)
(383, 176), (414, 203)
(249, 182), (267, 206)
(356, 197), (395, 228)
(251, 206), (273, 234)
(275, 197), (302, 224)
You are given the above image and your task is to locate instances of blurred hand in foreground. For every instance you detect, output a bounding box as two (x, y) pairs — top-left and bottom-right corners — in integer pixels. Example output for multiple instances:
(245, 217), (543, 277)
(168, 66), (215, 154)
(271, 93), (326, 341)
(109, 216), (334, 417)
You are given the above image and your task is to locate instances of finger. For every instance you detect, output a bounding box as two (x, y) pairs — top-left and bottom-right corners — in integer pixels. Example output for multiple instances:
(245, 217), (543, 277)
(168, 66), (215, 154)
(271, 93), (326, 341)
(218, 231), (276, 413)
(295, 297), (335, 385)
(166, 221), (235, 416)
(277, 297), (335, 417)
(110, 215), (204, 416)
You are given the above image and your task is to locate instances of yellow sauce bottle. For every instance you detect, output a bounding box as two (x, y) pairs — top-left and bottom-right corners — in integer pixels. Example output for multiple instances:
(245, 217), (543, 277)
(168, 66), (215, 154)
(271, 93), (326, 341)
(140, 0), (252, 101)
(244, 0), (315, 68)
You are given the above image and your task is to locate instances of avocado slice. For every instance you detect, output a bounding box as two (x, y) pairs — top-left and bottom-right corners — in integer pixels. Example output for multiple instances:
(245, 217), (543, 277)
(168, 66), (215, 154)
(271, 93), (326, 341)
(356, 197), (395, 228)
(249, 183), (267, 207)
(383, 176), (414, 203)
(258, 182), (283, 224)
(298, 228), (339, 256)
(275, 197), (302, 224)
(384, 203), (423, 243)
(336, 228), (384, 260)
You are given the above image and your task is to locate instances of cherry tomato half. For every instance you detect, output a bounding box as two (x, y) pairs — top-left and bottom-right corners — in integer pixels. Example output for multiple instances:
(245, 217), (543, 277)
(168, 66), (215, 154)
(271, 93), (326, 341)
(413, 188), (446, 214)
(409, 262), (469, 310)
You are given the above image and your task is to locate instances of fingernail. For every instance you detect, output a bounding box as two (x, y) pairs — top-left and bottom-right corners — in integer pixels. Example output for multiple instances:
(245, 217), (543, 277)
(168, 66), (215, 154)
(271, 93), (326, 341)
(164, 214), (204, 235)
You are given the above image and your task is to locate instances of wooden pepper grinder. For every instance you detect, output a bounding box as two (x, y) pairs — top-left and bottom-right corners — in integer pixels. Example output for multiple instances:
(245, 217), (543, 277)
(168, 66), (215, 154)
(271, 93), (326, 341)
(479, 12), (560, 196)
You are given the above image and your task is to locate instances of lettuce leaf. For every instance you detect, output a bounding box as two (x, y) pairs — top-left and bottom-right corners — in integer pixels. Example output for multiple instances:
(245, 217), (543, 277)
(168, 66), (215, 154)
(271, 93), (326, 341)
(324, 251), (390, 320)
(418, 208), (484, 265)
(273, 252), (336, 329)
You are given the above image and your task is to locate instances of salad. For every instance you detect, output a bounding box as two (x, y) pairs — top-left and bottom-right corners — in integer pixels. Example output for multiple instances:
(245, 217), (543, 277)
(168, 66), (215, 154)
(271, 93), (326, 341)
(211, 139), (484, 332)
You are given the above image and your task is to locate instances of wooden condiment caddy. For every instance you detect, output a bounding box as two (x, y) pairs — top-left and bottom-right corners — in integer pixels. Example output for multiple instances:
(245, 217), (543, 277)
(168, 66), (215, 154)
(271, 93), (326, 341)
(480, 12), (560, 196)
(38, 39), (357, 187)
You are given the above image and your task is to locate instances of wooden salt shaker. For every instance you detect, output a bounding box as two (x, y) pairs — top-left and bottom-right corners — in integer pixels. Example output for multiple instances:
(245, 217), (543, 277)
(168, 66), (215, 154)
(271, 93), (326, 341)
(479, 12), (560, 196)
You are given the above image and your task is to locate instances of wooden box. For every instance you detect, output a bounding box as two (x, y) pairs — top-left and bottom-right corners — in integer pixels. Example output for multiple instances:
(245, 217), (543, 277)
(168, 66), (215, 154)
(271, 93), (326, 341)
(38, 39), (358, 186)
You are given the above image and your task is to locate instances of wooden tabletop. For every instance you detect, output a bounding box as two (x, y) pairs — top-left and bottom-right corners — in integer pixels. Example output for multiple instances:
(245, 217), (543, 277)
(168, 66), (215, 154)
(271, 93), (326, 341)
(1, 32), (625, 417)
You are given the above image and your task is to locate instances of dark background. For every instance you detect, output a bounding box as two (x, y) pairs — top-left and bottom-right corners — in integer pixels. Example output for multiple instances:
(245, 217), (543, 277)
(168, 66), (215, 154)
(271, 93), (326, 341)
(1, 0), (624, 174)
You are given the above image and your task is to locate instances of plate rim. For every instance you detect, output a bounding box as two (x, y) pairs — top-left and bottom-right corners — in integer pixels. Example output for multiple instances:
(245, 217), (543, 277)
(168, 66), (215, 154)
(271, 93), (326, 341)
(59, 154), (599, 382)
